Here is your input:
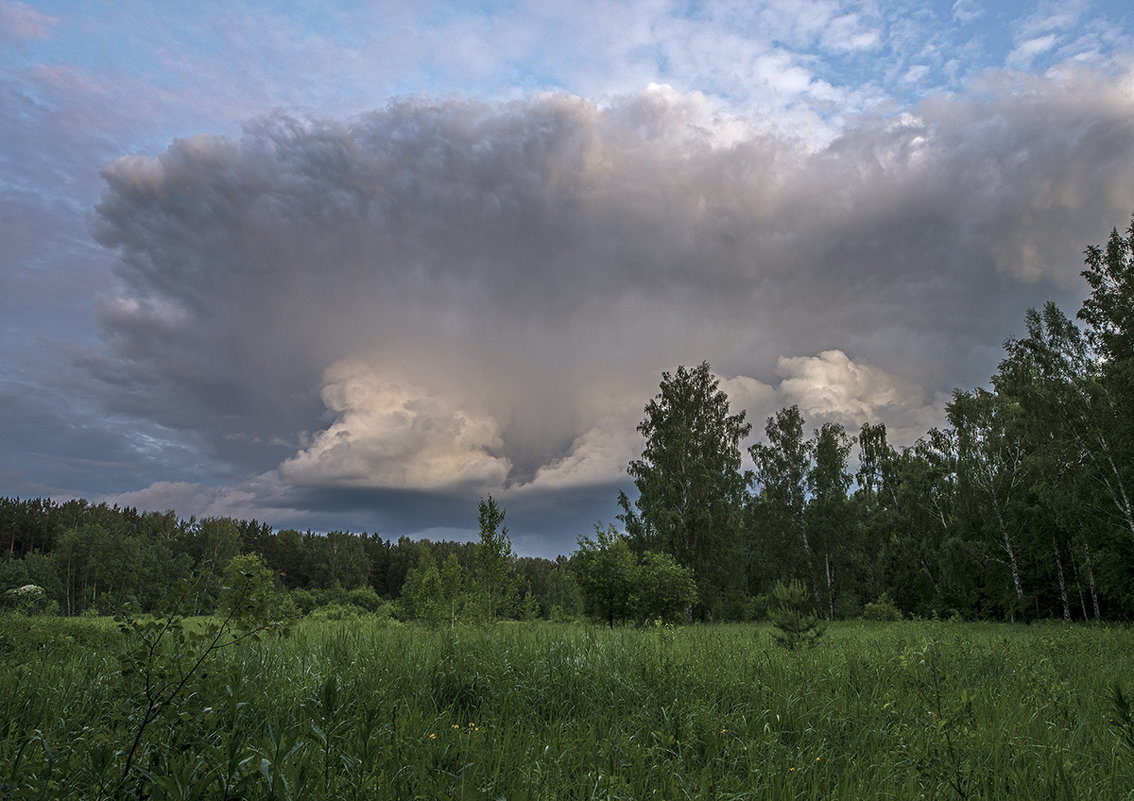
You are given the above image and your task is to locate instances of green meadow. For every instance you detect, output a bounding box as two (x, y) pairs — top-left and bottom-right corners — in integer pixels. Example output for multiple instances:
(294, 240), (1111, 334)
(2, 617), (1132, 800)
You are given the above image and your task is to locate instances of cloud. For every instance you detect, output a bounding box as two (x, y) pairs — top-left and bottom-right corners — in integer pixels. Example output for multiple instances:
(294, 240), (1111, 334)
(98, 480), (277, 522)
(1007, 34), (1058, 69)
(1002, 1), (1120, 71)
(6, 0), (1134, 559)
(527, 416), (640, 490)
(0, 1), (56, 44)
(820, 14), (882, 54)
(776, 350), (946, 438)
(719, 374), (780, 422)
(951, 0), (982, 25)
(1014, 1), (1083, 41)
(279, 360), (511, 491)
(85, 61), (1134, 540)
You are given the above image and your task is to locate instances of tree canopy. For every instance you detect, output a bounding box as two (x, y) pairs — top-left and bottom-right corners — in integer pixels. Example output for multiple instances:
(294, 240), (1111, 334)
(624, 361), (751, 617)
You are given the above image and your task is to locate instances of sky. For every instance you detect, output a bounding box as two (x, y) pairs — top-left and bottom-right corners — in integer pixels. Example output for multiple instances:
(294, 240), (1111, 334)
(3, 0), (1134, 557)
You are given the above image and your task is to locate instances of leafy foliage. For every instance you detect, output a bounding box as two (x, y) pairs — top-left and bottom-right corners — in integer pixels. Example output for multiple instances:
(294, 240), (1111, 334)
(108, 566), (292, 798)
(401, 548), (447, 627)
(572, 524), (639, 626)
(625, 362), (751, 616)
(474, 495), (516, 626)
(219, 552), (298, 629)
(635, 550), (698, 623)
(572, 525), (698, 625)
(862, 592), (903, 622)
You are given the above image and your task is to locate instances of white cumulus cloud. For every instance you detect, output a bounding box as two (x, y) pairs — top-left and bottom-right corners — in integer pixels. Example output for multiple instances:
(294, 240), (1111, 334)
(776, 350), (947, 442)
(279, 361), (512, 491)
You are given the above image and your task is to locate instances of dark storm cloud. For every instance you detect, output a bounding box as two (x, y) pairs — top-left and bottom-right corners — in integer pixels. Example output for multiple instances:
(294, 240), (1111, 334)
(88, 63), (1134, 547)
(0, 382), (218, 499)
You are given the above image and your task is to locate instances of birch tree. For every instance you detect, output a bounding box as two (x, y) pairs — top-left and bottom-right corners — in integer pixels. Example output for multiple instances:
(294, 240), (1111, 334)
(948, 388), (1028, 609)
(626, 362), (751, 616)
(750, 405), (819, 614)
(474, 495), (515, 626)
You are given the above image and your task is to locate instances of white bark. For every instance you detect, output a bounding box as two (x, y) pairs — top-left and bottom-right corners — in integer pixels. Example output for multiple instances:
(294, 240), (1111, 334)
(1052, 536), (1070, 622)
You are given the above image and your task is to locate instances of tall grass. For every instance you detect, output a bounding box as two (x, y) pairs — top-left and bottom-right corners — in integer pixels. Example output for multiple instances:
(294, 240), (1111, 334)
(1, 616), (1130, 799)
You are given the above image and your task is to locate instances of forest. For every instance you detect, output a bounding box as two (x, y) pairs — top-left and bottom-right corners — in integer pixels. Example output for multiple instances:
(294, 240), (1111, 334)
(3, 218), (1134, 624)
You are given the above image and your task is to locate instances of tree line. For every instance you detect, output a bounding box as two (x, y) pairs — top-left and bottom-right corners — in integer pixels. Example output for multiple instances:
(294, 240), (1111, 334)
(3, 218), (1134, 624)
(0, 495), (578, 622)
(615, 217), (1134, 622)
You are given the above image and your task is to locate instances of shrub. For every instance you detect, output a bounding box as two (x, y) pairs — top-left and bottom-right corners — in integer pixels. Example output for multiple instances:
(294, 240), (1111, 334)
(863, 592), (903, 622)
(290, 587), (318, 614)
(835, 594), (862, 620)
(3, 584), (49, 615)
(308, 602), (367, 621)
(634, 551), (698, 624)
(219, 553), (297, 629)
(306, 601), (402, 627)
(345, 585), (383, 612)
(370, 600), (402, 627)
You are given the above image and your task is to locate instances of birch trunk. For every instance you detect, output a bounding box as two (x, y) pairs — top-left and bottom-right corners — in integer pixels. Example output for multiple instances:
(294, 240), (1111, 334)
(1052, 536), (1070, 622)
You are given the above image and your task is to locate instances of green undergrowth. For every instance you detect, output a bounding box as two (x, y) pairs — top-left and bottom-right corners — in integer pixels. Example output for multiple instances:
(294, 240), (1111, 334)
(1, 617), (1131, 799)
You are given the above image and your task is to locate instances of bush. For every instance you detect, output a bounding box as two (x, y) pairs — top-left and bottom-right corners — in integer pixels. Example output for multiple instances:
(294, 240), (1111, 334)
(728, 593), (761, 623)
(219, 553), (297, 629)
(0, 553), (63, 609)
(3, 584), (55, 615)
(345, 586), (383, 612)
(751, 592), (771, 622)
(308, 602), (366, 621)
(863, 592), (903, 621)
(634, 551), (697, 624)
(370, 600), (402, 627)
(835, 594), (862, 620)
(547, 604), (576, 623)
(307, 601), (402, 627)
(290, 587), (318, 614)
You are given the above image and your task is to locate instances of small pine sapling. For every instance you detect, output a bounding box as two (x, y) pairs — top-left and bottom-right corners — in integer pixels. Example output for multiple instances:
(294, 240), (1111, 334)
(768, 578), (825, 649)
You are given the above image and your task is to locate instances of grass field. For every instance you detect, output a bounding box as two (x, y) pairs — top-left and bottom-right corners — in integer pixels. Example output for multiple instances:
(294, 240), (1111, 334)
(1, 615), (1132, 800)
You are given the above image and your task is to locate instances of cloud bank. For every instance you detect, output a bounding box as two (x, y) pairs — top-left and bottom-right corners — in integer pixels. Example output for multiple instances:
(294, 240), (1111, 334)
(86, 59), (1134, 549)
